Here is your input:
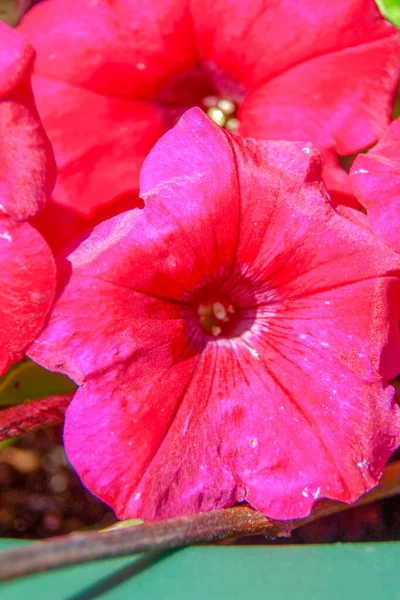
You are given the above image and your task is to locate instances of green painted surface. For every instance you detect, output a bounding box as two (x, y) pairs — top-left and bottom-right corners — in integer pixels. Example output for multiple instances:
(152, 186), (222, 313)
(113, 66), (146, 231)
(0, 541), (399, 599)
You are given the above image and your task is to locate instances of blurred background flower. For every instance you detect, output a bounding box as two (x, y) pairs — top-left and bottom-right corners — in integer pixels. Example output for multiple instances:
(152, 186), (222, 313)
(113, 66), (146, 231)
(14, 0), (400, 252)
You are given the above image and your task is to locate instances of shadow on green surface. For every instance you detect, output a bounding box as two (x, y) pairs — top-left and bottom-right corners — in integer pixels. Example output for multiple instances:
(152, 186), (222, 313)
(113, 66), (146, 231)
(2, 540), (400, 599)
(67, 550), (178, 600)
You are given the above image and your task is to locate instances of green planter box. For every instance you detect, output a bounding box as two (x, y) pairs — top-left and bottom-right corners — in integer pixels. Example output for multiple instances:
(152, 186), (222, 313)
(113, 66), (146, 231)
(1, 541), (399, 599)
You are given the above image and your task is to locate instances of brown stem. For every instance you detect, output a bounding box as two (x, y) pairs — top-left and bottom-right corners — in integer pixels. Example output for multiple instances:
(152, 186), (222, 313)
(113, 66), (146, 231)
(0, 394), (74, 441)
(1, 460), (400, 581)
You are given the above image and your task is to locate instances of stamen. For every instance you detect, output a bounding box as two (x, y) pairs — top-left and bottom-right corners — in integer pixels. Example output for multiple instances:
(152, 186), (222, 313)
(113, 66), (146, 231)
(225, 118), (239, 132)
(202, 96), (219, 110)
(207, 107), (226, 127)
(203, 96), (239, 131)
(217, 99), (235, 116)
(212, 302), (227, 321)
(197, 294), (238, 337)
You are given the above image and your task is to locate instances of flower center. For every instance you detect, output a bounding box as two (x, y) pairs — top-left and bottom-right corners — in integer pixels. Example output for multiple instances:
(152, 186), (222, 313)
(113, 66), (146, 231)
(202, 96), (239, 132)
(197, 294), (237, 337)
(155, 63), (244, 131)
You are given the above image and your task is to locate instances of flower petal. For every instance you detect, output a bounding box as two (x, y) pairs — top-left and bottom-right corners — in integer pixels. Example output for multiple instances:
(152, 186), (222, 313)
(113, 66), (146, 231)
(0, 24), (55, 220)
(30, 110), (322, 382)
(31, 75), (163, 218)
(64, 343), (201, 517)
(350, 118), (400, 252)
(32, 109), (400, 380)
(0, 219), (56, 375)
(320, 149), (358, 209)
(232, 334), (400, 518)
(216, 132), (400, 378)
(64, 336), (400, 521)
(18, 0), (195, 100)
(190, 0), (397, 90)
(30, 193), (144, 255)
(239, 33), (399, 154)
(139, 109), (328, 289)
(28, 216), (188, 384)
(0, 21), (34, 97)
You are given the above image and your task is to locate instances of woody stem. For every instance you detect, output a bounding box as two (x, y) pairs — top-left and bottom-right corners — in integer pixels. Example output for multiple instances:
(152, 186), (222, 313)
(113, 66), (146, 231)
(1, 460), (400, 582)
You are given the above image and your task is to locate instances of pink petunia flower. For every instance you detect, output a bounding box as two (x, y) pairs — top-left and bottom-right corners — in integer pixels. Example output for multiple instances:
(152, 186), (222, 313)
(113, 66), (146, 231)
(29, 109), (400, 521)
(18, 0), (399, 239)
(350, 117), (400, 253)
(0, 23), (56, 375)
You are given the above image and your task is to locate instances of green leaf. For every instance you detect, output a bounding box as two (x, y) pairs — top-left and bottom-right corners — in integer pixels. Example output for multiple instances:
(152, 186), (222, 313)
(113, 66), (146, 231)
(375, 0), (400, 29)
(1, 541), (400, 599)
(0, 360), (76, 407)
(100, 519), (144, 532)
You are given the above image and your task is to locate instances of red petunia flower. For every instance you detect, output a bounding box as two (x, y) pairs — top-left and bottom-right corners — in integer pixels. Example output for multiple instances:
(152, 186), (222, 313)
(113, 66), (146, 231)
(0, 22), (55, 221)
(0, 23), (56, 375)
(29, 109), (400, 521)
(350, 117), (400, 253)
(18, 0), (399, 236)
(0, 217), (56, 375)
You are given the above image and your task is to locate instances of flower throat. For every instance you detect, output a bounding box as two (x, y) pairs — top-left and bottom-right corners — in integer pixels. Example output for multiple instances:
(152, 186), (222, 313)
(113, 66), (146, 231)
(197, 294), (237, 337)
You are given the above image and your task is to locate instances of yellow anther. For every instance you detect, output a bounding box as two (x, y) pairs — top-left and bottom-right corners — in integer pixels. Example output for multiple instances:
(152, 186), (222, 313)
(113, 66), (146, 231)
(211, 325), (222, 337)
(212, 302), (227, 321)
(203, 95), (219, 110)
(203, 97), (239, 131)
(225, 118), (239, 132)
(207, 107), (226, 127)
(217, 99), (236, 115)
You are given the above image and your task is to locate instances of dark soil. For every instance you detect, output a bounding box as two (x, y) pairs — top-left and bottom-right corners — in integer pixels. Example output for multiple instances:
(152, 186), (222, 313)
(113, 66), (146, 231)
(0, 426), (114, 539)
